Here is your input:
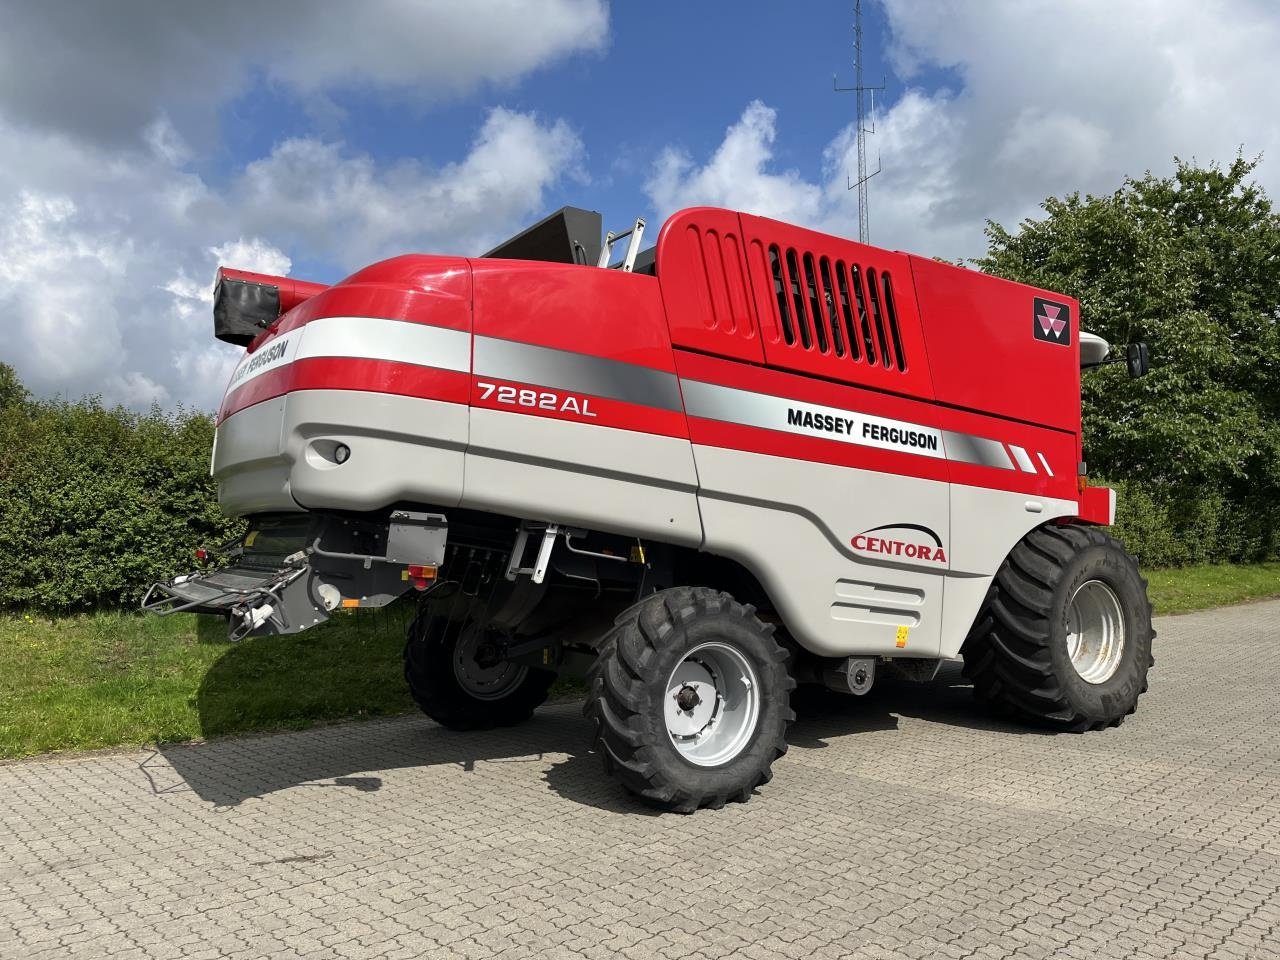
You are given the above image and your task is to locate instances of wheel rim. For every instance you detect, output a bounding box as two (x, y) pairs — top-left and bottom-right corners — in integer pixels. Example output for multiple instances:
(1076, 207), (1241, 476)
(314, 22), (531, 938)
(1065, 579), (1126, 684)
(452, 625), (528, 700)
(664, 641), (761, 767)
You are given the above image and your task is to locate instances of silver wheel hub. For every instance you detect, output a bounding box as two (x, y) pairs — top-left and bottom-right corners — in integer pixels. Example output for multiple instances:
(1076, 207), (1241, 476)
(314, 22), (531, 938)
(452, 626), (528, 700)
(665, 641), (761, 767)
(1065, 579), (1126, 685)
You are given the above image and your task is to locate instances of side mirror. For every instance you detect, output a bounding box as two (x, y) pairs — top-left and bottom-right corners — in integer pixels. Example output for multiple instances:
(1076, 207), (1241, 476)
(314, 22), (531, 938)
(1126, 342), (1150, 378)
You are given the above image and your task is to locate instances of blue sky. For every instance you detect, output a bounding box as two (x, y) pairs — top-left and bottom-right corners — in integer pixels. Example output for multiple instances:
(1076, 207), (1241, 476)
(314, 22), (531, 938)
(212, 0), (906, 284)
(1, 0), (1276, 410)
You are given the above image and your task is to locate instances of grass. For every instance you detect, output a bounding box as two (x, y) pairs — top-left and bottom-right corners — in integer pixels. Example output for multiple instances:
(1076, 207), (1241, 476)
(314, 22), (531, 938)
(1144, 562), (1280, 615)
(0, 605), (419, 760)
(2, 561), (1278, 761)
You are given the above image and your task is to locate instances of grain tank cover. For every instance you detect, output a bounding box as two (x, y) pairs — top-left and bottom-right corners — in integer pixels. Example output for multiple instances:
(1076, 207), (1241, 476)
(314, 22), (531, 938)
(483, 206), (603, 266)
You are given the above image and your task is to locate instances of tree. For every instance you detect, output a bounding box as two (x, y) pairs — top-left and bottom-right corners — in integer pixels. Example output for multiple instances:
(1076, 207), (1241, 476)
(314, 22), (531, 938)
(978, 157), (1280, 561)
(0, 362), (27, 410)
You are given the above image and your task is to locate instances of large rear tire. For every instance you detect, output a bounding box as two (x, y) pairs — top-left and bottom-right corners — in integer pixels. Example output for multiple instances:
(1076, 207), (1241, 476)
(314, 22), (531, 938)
(961, 524), (1154, 731)
(584, 587), (795, 813)
(403, 613), (556, 731)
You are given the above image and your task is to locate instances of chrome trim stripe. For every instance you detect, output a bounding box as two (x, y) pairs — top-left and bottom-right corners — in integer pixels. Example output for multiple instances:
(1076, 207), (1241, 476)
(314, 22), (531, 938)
(942, 431), (1015, 470)
(1009, 444), (1037, 474)
(474, 335), (684, 412)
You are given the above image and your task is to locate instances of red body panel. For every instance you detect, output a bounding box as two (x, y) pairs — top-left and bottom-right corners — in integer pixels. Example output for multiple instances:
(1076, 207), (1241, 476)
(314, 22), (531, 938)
(470, 260), (676, 373)
(737, 213), (936, 401)
(908, 256), (1080, 434)
(218, 255), (471, 423)
(675, 350), (1078, 502)
(285, 255), (471, 334)
(214, 207), (1102, 522)
(676, 350), (949, 485)
(224, 360), (471, 422)
(655, 208), (765, 364)
(469, 259), (687, 438)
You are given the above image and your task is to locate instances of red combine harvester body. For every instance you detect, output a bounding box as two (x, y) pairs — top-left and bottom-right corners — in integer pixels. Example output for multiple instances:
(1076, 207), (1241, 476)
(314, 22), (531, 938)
(146, 207), (1152, 812)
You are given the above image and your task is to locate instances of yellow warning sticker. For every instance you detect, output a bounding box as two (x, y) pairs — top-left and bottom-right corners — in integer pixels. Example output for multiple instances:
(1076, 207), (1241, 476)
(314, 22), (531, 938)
(895, 625), (910, 648)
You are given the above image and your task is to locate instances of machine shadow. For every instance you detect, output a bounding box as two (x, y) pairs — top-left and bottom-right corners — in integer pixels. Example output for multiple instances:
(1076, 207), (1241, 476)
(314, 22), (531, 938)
(161, 642), (1046, 809)
(157, 707), (596, 809)
(792, 661), (1052, 739)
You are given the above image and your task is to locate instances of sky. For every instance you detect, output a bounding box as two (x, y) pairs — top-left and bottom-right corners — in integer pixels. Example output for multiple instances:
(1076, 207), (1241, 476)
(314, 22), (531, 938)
(2, 0), (1278, 411)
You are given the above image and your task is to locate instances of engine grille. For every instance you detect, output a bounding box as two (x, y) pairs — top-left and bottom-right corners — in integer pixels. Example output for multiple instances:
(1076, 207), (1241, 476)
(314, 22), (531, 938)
(767, 243), (907, 373)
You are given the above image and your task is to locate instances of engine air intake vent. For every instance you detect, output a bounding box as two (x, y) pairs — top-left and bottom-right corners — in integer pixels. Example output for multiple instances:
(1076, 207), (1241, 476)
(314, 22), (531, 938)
(767, 243), (907, 373)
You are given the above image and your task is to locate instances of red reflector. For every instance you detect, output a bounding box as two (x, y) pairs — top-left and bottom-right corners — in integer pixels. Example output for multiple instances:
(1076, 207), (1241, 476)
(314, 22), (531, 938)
(195, 548), (208, 561)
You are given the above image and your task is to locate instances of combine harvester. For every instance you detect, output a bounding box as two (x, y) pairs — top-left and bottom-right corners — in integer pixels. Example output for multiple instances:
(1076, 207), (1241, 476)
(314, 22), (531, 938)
(145, 207), (1154, 811)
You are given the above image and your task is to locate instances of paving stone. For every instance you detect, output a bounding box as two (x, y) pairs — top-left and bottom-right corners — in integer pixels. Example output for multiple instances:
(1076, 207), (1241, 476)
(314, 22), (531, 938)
(1, 601), (1278, 959)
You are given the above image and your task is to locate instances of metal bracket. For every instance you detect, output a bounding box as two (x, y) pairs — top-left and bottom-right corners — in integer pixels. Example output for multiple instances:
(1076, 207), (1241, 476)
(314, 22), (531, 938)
(504, 527), (531, 581)
(504, 523), (561, 584)
(532, 524), (559, 584)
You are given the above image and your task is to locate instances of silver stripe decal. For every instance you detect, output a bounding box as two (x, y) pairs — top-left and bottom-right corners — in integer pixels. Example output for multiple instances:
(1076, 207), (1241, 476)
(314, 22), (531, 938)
(681, 379), (946, 460)
(298, 316), (471, 372)
(475, 335), (684, 412)
(941, 431), (1014, 470)
(1037, 451), (1054, 477)
(1009, 444), (1037, 473)
(227, 316), (471, 393)
(226, 319), (1038, 475)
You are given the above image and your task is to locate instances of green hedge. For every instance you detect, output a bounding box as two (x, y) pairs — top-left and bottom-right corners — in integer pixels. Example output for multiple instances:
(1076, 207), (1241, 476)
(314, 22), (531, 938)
(0, 368), (243, 611)
(1109, 478), (1279, 569)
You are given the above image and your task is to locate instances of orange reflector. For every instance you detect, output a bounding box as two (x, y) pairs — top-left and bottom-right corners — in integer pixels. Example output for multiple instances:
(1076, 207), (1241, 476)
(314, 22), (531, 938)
(341, 598), (360, 609)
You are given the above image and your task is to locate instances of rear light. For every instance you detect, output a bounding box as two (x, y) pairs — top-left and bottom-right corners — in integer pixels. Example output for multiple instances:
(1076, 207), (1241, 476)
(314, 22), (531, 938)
(405, 564), (437, 591)
(195, 548), (209, 562)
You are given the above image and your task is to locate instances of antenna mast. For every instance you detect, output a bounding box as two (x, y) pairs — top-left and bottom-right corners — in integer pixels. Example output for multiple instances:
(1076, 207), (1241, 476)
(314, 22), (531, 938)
(834, 0), (884, 244)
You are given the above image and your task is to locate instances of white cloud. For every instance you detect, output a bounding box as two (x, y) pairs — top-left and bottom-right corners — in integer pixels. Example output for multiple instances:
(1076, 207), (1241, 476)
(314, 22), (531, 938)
(0, 0), (607, 146)
(0, 109), (582, 411)
(235, 109), (584, 269)
(0, 0), (603, 410)
(646, 0), (1280, 262)
(647, 101), (823, 226)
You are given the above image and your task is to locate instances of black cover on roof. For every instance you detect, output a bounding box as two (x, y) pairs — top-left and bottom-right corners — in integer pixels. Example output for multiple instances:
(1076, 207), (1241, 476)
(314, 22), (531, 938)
(483, 206), (602, 266)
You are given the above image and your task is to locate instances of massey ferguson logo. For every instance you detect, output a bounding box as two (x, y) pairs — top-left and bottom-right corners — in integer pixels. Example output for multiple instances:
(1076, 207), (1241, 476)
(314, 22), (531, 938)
(1033, 297), (1071, 346)
(230, 335), (292, 386)
(850, 524), (947, 565)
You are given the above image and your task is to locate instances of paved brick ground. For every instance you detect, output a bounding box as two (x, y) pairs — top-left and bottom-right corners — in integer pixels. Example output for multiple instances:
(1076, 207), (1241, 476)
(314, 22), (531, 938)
(2, 600), (1278, 960)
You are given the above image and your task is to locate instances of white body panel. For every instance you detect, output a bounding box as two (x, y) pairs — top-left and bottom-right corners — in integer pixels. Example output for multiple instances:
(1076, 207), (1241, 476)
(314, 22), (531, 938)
(463, 409), (703, 547)
(940, 483), (1077, 658)
(213, 380), (1079, 659)
(213, 390), (468, 514)
(693, 444), (949, 658)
